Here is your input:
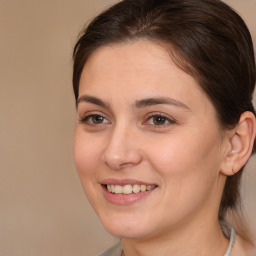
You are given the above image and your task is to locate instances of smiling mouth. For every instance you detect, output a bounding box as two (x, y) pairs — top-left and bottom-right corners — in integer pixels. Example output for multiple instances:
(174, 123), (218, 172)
(105, 184), (157, 194)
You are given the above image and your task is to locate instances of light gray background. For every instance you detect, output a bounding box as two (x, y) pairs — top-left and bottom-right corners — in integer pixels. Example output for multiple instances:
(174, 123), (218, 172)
(0, 1), (255, 255)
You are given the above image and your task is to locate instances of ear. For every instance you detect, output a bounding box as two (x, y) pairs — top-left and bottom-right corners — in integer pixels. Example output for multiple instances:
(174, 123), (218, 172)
(220, 111), (256, 176)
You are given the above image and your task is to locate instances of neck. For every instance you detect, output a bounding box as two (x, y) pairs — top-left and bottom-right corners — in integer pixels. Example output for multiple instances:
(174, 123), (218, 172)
(122, 218), (229, 256)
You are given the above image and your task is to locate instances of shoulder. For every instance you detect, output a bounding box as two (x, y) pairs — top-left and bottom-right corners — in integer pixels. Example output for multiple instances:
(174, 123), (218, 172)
(97, 240), (123, 256)
(232, 234), (256, 256)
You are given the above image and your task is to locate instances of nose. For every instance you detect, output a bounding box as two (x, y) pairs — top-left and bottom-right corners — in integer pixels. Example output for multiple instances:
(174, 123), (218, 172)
(102, 125), (143, 170)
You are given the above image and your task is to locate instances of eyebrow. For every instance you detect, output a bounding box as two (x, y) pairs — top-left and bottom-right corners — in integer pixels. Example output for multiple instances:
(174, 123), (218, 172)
(134, 97), (190, 110)
(76, 95), (110, 109)
(77, 95), (190, 111)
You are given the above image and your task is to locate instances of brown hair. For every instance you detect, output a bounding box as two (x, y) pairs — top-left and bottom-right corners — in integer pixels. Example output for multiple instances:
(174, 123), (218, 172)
(73, 0), (255, 224)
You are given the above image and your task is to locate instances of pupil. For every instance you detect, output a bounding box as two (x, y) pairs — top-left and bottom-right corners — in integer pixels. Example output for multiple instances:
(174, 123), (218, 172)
(154, 116), (165, 125)
(93, 115), (103, 123)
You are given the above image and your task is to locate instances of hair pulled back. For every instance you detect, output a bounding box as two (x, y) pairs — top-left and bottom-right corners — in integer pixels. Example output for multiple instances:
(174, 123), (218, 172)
(73, 0), (256, 220)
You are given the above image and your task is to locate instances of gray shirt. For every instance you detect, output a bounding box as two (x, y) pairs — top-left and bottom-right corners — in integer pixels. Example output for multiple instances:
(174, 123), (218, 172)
(97, 240), (122, 256)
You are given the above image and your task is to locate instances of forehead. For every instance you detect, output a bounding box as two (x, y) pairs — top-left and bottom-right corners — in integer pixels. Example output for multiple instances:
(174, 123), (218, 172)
(81, 40), (196, 92)
(83, 40), (173, 79)
(79, 40), (214, 114)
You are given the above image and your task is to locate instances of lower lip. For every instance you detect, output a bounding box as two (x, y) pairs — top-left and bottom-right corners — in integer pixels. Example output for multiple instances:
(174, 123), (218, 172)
(102, 185), (157, 205)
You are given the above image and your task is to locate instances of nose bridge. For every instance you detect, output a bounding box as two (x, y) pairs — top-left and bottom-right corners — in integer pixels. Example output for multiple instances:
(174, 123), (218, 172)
(102, 120), (142, 169)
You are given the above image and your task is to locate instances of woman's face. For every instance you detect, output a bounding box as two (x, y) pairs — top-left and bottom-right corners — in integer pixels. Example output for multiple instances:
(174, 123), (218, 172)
(74, 40), (229, 239)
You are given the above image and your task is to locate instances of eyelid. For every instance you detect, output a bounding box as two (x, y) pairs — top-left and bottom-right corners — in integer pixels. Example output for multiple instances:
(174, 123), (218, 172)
(143, 112), (176, 127)
(78, 112), (111, 124)
(78, 111), (175, 129)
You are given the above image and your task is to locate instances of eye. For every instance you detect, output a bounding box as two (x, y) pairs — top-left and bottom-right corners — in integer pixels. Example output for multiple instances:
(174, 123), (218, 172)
(144, 114), (174, 127)
(151, 115), (168, 125)
(79, 114), (110, 125)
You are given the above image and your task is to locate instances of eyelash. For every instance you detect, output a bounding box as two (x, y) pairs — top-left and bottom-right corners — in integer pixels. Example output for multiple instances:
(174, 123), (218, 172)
(143, 113), (175, 128)
(79, 114), (110, 125)
(78, 113), (175, 128)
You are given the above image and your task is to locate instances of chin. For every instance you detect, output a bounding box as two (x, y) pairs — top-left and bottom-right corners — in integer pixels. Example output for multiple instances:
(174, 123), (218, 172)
(104, 225), (152, 239)
(98, 213), (157, 239)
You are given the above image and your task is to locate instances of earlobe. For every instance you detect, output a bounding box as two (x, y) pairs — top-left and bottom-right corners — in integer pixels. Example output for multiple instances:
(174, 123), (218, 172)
(220, 111), (256, 176)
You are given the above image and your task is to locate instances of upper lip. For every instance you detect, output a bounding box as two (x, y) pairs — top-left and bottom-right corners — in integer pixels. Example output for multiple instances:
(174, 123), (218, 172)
(100, 178), (158, 186)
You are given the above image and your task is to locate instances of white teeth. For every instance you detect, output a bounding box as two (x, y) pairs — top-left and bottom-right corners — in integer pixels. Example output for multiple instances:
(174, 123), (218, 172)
(141, 185), (146, 192)
(132, 184), (141, 193)
(146, 185), (153, 191)
(114, 185), (123, 194)
(106, 184), (156, 194)
(123, 185), (133, 194)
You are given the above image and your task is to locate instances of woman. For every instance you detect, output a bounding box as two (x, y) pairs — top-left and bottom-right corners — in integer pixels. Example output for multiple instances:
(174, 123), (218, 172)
(72, 0), (256, 255)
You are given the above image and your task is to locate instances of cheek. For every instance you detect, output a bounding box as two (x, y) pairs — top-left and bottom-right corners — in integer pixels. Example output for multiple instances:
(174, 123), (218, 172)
(73, 129), (102, 177)
(145, 129), (222, 199)
(73, 129), (105, 209)
(147, 127), (221, 175)
(141, 133), (222, 227)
